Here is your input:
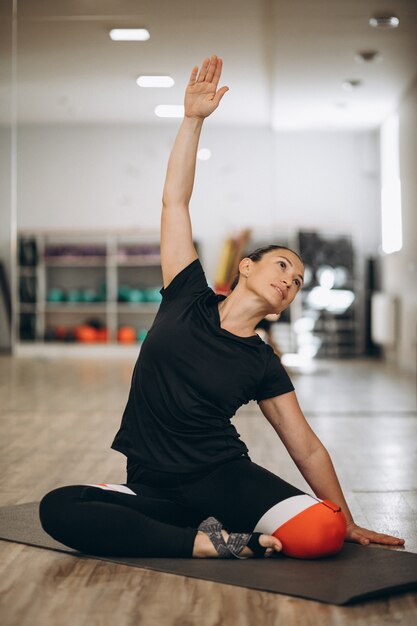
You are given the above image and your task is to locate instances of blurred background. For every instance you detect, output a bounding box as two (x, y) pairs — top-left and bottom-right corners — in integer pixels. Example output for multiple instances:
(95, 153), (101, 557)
(0, 0), (416, 374)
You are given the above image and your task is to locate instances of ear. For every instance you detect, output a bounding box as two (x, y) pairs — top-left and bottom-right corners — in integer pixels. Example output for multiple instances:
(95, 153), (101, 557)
(238, 257), (252, 276)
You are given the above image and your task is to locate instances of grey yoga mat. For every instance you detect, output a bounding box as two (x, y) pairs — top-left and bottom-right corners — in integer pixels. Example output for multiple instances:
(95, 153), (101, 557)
(0, 501), (416, 606)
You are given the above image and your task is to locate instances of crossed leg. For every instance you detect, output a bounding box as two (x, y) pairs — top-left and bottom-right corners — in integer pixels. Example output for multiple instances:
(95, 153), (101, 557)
(39, 483), (202, 557)
(40, 458), (346, 559)
(167, 457), (347, 559)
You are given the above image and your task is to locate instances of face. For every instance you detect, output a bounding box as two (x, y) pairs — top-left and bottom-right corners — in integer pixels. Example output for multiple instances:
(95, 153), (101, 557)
(240, 249), (304, 313)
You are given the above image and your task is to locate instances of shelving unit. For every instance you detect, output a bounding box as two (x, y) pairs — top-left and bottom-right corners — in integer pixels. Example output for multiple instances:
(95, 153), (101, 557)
(15, 230), (200, 355)
(15, 227), (362, 359)
(245, 227), (361, 358)
(297, 230), (360, 358)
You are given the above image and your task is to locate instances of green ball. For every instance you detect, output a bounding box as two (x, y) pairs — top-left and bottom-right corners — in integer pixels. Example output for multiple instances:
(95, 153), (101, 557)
(81, 288), (97, 302)
(118, 285), (131, 302)
(47, 288), (65, 302)
(67, 289), (82, 302)
(128, 289), (145, 303)
(97, 283), (107, 302)
(146, 288), (162, 303)
(137, 329), (148, 342)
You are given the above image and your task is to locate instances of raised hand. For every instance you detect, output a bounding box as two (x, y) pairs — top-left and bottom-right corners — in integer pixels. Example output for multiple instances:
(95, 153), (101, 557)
(345, 521), (405, 547)
(184, 54), (229, 119)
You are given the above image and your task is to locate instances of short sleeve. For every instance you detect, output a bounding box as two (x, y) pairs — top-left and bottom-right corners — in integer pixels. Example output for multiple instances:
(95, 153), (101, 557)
(159, 258), (209, 301)
(255, 350), (295, 402)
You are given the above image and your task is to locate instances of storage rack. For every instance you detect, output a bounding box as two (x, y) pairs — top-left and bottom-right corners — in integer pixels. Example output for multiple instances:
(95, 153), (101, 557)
(15, 229), (200, 354)
(15, 228), (361, 358)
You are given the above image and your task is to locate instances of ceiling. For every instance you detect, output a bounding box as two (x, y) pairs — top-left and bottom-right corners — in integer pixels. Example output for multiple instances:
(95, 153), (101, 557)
(4, 0), (417, 129)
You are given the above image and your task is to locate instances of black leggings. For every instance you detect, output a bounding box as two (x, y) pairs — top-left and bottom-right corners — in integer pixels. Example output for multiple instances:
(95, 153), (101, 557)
(39, 455), (346, 559)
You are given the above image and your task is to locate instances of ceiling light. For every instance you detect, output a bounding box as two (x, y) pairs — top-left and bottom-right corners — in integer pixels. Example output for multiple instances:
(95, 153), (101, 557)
(341, 79), (362, 92)
(155, 105), (184, 118)
(369, 16), (399, 29)
(137, 76), (174, 88)
(109, 29), (150, 41)
(355, 50), (382, 64)
(197, 148), (211, 161)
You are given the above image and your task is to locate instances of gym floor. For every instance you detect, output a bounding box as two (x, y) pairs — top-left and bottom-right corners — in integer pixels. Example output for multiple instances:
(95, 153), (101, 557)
(0, 355), (416, 625)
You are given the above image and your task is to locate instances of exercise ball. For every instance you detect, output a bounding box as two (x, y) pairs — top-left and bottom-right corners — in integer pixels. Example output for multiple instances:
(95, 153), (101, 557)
(117, 326), (137, 343)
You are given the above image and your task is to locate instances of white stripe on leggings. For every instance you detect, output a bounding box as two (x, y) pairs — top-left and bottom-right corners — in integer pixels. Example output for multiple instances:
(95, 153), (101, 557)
(253, 494), (321, 534)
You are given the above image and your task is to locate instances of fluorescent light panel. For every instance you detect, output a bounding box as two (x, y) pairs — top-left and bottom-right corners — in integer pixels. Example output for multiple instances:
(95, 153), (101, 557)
(155, 105), (184, 118)
(369, 16), (399, 29)
(380, 114), (403, 254)
(109, 29), (150, 41)
(137, 76), (174, 88)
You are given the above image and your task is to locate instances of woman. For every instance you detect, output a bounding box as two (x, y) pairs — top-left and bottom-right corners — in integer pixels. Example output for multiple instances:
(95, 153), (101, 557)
(39, 55), (405, 560)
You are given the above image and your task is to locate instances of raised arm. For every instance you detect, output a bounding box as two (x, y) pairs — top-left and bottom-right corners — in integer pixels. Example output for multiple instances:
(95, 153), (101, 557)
(160, 54), (229, 288)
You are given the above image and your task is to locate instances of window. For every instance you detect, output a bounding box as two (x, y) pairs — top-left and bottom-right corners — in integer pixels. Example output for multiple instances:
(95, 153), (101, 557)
(380, 114), (402, 253)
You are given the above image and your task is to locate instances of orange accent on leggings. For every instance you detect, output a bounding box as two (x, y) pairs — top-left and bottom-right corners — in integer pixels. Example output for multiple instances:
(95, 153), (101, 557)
(273, 499), (347, 559)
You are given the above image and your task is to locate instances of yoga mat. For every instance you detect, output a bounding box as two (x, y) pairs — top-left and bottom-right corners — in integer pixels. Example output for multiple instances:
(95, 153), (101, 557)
(1, 502), (417, 606)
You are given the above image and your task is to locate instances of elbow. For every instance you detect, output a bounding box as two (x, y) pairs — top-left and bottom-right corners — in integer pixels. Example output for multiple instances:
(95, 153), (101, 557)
(161, 198), (189, 212)
(295, 440), (328, 470)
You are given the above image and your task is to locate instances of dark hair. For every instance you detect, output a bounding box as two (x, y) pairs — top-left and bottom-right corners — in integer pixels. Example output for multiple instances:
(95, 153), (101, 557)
(229, 245), (303, 291)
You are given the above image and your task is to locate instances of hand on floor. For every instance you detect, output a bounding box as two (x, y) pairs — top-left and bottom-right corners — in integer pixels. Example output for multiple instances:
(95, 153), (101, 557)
(345, 522), (405, 547)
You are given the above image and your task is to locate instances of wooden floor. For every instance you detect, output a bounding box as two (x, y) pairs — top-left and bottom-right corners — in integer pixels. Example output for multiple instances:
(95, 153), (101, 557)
(0, 354), (416, 625)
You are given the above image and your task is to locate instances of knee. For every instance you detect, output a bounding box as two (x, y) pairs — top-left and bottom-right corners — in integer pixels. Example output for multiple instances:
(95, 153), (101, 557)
(273, 499), (347, 559)
(39, 485), (82, 539)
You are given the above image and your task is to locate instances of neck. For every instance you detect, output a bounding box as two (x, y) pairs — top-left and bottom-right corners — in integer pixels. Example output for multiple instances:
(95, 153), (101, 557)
(218, 290), (271, 337)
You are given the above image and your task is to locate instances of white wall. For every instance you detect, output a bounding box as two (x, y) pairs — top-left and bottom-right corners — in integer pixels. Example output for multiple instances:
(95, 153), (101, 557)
(273, 132), (380, 255)
(17, 124), (275, 279)
(17, 123), (379, 282)
(381, 79), (417, 373)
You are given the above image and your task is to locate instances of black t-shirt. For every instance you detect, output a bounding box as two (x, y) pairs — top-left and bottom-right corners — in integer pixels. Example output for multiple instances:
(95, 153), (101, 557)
(111, 258), (294, 473)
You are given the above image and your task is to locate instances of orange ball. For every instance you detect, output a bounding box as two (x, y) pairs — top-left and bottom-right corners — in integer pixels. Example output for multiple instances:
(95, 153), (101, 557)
(96, 328), (108, 342)
(117, 326), (136, 343)
(54, 325), (68, 340)
(273, 500), (346, 559)
(75, 325), (98, 343)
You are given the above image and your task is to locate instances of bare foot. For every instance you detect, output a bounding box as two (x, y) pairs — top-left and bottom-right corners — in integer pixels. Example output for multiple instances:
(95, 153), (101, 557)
(193, 529), (282, 558)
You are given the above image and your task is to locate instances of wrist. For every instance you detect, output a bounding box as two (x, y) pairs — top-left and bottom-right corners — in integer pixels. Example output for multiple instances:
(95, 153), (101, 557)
(183, 114), (205, 127)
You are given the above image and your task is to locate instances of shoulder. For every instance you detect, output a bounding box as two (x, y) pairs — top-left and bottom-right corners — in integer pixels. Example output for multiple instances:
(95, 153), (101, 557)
(159, 257), (209, 301)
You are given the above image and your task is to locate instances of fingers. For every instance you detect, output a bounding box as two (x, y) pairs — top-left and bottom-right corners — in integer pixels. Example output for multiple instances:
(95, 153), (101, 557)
(357, 534), (370, 545)
(370, 533), (405, 545)
(211, 56), (223, 87)
(197, 56), (211, 82)
(205, 55), (219, 84)
(259, 534), (282, 553)
(349, 528), (405, 546)
(364, 529), (405, 545)
(196, 54), (223, 84)
(188, 65), (198, 86)
(213, 85), (229, 107)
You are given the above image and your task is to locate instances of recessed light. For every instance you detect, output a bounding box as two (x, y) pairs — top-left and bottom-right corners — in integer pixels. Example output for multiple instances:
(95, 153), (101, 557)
(369, 16), (399, 29)
(137, 76), (175, 88)
(109, 29), (150, 41)
(355, 50), (382, 64)
(341, 79), (362, 92)
(155, 105), (184, 118)
(197, 148), (211, 161)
